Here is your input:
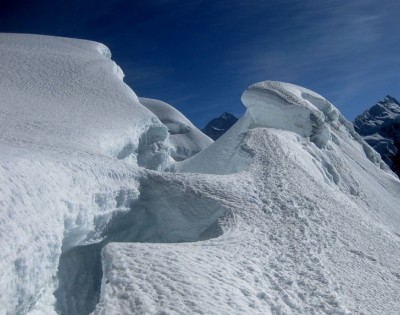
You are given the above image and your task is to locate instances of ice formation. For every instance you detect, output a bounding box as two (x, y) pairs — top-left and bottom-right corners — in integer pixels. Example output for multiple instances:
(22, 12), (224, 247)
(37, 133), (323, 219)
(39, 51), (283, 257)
(1, 34), (400, 315)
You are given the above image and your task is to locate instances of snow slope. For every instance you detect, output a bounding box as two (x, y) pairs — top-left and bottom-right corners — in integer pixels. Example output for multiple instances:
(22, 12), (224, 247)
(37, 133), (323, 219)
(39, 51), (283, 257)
(139, 97), (213, 161)
(95, 82), (400, 314)
(1, 33), (400, 315)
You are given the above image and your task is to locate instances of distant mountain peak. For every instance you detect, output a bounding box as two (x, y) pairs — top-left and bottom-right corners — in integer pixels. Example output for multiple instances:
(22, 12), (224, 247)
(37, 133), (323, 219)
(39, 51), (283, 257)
(382, 95), (400, 105)
(201, 112), (239, 140)
(354, 95), (400, 177)
(220, 112), (236, 119)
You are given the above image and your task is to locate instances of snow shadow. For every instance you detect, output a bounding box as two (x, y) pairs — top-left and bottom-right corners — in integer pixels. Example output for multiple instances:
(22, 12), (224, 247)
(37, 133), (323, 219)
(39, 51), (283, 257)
(55, 173), (229, 315)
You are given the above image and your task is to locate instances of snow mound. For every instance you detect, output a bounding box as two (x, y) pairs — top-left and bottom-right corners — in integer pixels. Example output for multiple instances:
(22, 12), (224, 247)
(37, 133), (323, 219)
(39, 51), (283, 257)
(0, 33), (174, 315)
(139, 97), (213, 161)
(241, 81), (339, 148)
(0, 33), (169, 170)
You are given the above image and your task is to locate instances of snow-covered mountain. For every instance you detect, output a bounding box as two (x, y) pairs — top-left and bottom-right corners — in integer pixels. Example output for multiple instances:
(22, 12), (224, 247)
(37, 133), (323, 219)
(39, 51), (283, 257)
(1, 34), (400, 315)
(354, 95), (400, 177)
(201, 112), (238, 140)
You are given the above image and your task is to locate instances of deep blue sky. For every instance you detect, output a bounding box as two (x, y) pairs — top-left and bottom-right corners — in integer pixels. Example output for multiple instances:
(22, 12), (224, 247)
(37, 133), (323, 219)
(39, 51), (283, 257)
(1, 0), (399, 127)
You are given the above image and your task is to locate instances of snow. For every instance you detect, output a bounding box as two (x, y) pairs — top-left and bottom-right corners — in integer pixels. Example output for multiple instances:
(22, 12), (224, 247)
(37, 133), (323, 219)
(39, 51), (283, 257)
(95, 81), (400, 315)
(139, 97), (213, 161)
(175, 113), (254, 174)
(241, 81), (339, 148)
(0, 33), (170, 315)
(0, 34), (400, 315)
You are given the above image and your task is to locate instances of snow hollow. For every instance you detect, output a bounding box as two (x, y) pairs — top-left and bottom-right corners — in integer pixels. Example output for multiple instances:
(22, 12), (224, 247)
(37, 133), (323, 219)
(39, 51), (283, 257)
(1, 34), (400, 315)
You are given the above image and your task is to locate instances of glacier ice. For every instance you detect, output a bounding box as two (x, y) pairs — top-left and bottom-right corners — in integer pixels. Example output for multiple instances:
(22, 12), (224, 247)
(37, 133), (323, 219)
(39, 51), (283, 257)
(0, 34), (400, 315)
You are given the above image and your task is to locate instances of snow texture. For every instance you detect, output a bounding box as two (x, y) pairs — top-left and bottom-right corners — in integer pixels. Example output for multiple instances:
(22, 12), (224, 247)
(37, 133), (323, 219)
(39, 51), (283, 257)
(0, 34), (400, 315)
(139, 97), (213, 161)
(0, 33), (170, 315)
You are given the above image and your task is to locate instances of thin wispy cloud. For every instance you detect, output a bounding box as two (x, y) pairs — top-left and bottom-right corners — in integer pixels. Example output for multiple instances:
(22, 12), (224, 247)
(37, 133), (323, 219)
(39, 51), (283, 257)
(219, 0), (400, 119)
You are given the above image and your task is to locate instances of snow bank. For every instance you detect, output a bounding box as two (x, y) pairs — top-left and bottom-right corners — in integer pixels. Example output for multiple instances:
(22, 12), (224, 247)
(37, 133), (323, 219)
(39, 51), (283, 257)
(139, 97), (213, 161)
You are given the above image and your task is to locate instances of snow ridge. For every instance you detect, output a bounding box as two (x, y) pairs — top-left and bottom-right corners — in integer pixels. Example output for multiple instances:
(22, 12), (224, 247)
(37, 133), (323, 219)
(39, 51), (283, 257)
(241, 81), (337, 148)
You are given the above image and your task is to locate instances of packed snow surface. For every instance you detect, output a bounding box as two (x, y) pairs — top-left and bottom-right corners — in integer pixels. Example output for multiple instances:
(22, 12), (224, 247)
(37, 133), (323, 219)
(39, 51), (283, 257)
(1, 34), (400, 315)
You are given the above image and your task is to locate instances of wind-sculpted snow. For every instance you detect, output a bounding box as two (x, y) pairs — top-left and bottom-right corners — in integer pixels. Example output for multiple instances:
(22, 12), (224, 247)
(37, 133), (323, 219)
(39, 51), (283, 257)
(1, 34), (400, 315)
(0, 34), (230, 315)
(139, 97), (213, 161)
(97, 126), (400, 315)
(95, 81), (400, 315)
(242, 81), (338, 148)
(0, 33), (169, 169)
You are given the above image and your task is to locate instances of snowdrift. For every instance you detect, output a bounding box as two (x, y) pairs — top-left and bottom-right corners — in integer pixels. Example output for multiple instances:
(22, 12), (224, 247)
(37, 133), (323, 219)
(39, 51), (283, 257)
(0, 34), (400, 315)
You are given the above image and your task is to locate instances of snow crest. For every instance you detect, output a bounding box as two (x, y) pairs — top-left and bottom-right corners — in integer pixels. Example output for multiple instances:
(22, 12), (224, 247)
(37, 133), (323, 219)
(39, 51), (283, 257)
(241, 81), (338, 148)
